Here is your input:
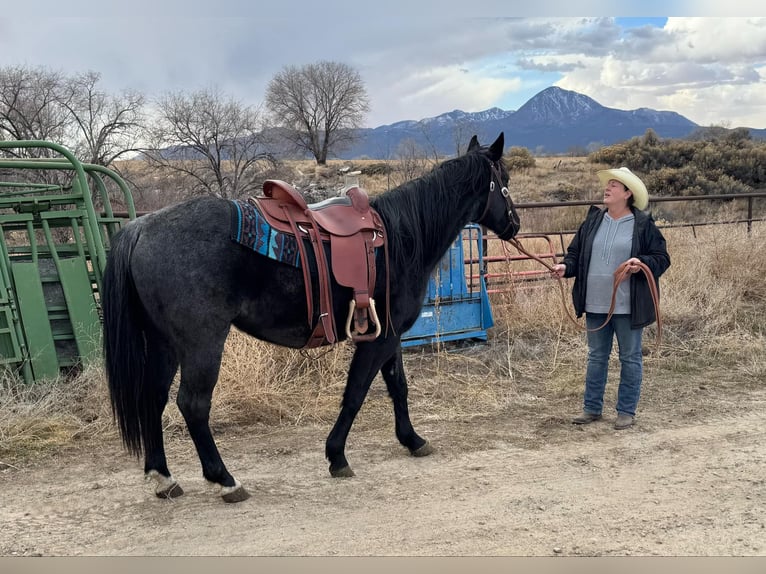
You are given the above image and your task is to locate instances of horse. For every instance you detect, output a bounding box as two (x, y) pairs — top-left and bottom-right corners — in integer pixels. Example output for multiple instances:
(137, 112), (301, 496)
(102, 132), (520, 503)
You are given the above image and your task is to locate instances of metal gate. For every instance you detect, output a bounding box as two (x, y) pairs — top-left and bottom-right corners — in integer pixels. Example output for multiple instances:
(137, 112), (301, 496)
(402, 224), (494, 347)
(0, 141), (136, 383)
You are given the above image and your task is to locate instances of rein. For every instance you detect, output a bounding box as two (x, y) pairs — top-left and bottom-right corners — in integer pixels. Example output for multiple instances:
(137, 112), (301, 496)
(509, 237), (663, 350)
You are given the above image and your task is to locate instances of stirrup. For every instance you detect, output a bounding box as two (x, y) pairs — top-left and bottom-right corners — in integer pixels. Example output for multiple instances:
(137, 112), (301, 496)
(345, 298), (382, 341)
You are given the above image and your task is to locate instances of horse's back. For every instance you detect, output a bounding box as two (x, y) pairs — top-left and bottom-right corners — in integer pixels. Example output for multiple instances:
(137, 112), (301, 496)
(129, 196), (234, 289)
(125, 196), (314, 348)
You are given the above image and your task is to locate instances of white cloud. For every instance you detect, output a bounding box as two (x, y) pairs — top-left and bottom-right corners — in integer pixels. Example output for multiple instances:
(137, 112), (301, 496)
(0, 14), (765, 129)
(554, 17), (766, 127)
(652, 17), (766, 63)
(371, 65), (523, 123)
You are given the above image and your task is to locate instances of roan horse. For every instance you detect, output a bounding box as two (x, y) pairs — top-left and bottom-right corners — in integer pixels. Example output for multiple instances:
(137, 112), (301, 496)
(103, 132), (520, 503)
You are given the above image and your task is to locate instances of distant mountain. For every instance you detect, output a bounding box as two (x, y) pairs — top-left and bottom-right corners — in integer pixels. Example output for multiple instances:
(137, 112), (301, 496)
(156, 86), (766, 161)
(335, 86), (765, 158)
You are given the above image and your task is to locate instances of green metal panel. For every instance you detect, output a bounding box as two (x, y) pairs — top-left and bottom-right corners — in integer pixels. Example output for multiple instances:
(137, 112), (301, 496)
(0, 140), (137, 383)
(0, 227), (33, 383)
(0, 256), (23, 363)
(11, 261), (59, 381)
(37, 258), (78, 368)
(0, 307), (23, 364)
(0, 260), (9, 303)
(56, 257), (102, 365)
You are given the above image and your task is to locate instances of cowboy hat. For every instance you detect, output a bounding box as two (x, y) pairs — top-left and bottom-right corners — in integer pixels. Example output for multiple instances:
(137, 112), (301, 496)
(597, 167), (649, 210)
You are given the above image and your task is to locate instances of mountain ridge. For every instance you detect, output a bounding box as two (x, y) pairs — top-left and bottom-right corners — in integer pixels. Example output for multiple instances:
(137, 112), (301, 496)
(337, 86), (766, 159)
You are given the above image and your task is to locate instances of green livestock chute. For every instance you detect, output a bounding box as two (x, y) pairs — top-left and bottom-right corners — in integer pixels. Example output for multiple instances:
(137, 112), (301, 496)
(0, 141), (136, 383)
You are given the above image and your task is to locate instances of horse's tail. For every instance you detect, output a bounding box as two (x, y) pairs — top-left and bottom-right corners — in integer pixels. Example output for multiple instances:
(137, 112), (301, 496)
(102, 222), (148, 457)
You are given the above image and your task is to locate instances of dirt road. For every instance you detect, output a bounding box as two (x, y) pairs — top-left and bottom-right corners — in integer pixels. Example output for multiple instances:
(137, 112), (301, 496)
(2, 370), (764, 556)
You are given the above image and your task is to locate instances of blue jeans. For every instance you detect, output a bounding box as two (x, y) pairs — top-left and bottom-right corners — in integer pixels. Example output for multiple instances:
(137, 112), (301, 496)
(583, 313), (644, 417)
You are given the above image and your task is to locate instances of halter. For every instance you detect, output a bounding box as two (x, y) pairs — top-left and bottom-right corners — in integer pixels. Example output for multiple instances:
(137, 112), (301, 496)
(477, 160), (520, 240)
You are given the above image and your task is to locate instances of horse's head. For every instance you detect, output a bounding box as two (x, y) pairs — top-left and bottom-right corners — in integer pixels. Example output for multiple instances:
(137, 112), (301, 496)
(469, 132), (521, 241)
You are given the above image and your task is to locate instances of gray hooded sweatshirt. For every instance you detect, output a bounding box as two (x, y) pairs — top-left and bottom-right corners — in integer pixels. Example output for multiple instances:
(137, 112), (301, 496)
(584, 212), (635, 314)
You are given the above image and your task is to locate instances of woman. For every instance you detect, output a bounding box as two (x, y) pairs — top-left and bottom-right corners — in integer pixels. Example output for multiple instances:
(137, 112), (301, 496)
(551, 167), (670, 430)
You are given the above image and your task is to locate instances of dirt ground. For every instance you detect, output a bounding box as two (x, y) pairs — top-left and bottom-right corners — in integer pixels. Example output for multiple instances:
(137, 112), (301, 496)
(1, 366), (765, 557)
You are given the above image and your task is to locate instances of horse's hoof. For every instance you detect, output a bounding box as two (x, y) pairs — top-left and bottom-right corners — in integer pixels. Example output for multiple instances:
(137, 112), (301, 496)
(221, 485), (251, 503)
(330, 465), (355, 478)
(411, 440), (433, 457)
(147, 470), (184, 499)
(155, 482), (185, 499)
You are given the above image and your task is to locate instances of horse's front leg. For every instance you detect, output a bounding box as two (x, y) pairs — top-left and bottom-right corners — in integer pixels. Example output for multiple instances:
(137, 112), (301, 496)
(381, 345), (432, 457)
(325, 341), (394, 477)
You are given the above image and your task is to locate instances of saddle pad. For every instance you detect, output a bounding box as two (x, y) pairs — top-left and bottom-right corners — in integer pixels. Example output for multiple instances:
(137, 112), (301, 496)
(230, 199), (301, 267)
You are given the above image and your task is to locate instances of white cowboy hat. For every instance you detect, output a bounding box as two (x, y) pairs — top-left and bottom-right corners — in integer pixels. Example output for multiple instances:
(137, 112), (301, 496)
(597, 167), (649, 210)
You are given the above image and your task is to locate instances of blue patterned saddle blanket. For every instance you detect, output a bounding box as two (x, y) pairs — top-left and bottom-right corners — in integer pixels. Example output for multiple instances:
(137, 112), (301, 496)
(229, 199), (301, 267)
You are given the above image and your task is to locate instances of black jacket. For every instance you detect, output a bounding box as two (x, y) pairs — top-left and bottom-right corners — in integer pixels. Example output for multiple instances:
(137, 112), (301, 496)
(562, 205), (671, 328)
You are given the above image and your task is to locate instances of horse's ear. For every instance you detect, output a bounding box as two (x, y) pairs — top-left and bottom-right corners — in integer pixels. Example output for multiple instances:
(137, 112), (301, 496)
(467, 135), (480, 152)
(488, 132), (504, 161)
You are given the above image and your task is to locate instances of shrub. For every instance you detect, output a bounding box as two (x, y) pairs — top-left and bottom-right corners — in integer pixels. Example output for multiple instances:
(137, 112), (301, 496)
(504, 146), (536, 172)
(588, 128), (766, 196)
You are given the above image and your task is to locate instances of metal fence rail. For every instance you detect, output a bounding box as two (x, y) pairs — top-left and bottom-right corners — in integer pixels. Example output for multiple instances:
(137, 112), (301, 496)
(474, 191), (766, 292)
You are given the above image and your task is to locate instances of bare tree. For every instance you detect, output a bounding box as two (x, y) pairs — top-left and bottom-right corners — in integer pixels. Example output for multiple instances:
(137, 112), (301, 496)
(0, 65), (146, 167)
(60, 71), (145, 166)
(142, 87), (275, 199)
(416, 121), (445, 163)
(451, 117), (481, 157)
(0, 66), (71, 155)
(389, 138), (432, 188)
(265, 61), (369, 165)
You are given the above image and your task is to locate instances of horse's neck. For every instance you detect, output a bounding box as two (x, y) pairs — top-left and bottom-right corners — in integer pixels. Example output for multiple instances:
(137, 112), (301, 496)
(423, 223), (467, 270)
(413, 183), (475, 271)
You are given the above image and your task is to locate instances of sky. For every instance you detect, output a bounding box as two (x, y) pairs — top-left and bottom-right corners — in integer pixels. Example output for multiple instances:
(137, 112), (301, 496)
(1, 2), (765, 130)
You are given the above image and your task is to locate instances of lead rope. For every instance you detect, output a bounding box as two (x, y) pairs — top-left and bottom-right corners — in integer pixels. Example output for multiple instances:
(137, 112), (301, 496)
(508, 238), (662, 352)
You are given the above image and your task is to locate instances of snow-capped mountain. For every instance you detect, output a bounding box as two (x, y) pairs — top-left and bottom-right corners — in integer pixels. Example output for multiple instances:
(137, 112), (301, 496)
(338, 86), (756, 158)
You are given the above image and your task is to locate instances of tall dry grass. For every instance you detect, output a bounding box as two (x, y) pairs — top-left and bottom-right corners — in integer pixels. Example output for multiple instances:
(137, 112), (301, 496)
(659, 224), (766, 372)
(3, 222), (764, 465)
(2, 158), (765, 465)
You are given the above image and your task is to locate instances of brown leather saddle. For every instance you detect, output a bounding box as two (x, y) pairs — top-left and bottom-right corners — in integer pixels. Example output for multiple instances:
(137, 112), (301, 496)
(250, 180), (387, 348)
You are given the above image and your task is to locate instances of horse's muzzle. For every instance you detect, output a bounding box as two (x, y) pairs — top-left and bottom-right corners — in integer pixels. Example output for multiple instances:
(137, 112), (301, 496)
(497, 220), (520, 241)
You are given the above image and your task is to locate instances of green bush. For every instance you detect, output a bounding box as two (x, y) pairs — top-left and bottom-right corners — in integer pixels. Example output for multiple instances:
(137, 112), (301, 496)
(589, 128), (766, 196)
(504, 146), (536, 171)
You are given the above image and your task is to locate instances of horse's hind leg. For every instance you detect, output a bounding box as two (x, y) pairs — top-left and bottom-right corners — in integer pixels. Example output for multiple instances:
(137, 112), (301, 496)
(176, 341), (250, 503)
(381, 346), (432, 457)
(142, 331), (184, 499)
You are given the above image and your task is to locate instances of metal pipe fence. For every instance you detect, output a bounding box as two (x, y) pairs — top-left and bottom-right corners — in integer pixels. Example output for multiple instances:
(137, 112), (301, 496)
(476, 191), (766, 292)
(113, 191), (766, 294)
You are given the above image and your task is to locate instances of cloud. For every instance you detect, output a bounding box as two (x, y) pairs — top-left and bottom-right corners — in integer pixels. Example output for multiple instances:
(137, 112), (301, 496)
(548, 17), (766, 127)
(0, 14), (764, 129)
(516, 58), (586, 72)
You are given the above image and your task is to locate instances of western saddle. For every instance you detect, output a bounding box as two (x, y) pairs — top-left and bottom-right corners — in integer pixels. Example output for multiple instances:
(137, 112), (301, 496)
(251, 180), (387, 348)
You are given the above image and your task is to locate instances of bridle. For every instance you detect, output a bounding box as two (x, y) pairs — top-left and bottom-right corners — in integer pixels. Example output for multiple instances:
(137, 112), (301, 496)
(477, 160), (520, 241)
(509, 238), (663, 351)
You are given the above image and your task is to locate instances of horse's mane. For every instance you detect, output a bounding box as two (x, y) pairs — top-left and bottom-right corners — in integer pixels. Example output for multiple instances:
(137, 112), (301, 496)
(371, 149), (491, 279)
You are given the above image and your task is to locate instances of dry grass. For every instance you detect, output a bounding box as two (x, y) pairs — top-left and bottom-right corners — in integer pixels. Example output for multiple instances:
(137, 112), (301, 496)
(2, 158), (765, 465)
(659, 224), (766, 372)
(0, 363), (112, 464)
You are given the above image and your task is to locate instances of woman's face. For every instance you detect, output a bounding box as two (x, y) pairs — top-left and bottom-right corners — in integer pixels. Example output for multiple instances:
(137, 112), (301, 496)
(603, 178), (632, 209)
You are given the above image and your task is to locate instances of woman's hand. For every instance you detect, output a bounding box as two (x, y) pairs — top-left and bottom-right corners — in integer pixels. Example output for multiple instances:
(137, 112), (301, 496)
(551, 263), (566, 278)
(624, 257), (642, 273)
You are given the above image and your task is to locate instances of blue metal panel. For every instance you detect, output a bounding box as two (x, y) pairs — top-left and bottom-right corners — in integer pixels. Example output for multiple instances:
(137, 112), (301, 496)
(402, 225), (494, 347)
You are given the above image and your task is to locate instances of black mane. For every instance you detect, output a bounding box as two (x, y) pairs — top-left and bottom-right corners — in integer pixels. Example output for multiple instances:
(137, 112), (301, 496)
(371, 149), (492, 279)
